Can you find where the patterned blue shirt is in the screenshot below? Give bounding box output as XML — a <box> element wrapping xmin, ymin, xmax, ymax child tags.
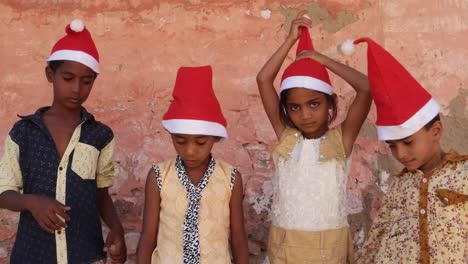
<box><xmin>0</xmin><ymin>107</ymin><xmax>117</xmax><ymax>264</ymax></box>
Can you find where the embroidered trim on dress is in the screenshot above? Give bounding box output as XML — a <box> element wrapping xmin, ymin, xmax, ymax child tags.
<box><xmin>273</xmin><ymin>126</ymin><xmax>346</xmax><ymax>168</ymax></box>
<box><xmin>152</xmin><ymin>164</ymin><xmax>162</xmax><ymax>191</ymax></box>
<box><xmin>230</xmin><ymin>168</ymin><xmax>237</xmax><ymax>190</ymax></box>
<box><xmin>176</xmin><ymin>155</ymin><xmax>215</xmax><ymax>264</ymax></box>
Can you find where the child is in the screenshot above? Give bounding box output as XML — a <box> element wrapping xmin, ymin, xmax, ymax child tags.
<box><xmin>0</xmin><ymin>19</ymin><xmax>126</xmax><ymax>263</ymax></box>
<box><xmin>341</xmin><ymin>38</ymin><xmax>467</xmax><ymax>263</ymax></box>
<box><xmin>257</xmin><ymin>11</ymin><xmax>372</xmax><ymax>263</ymax></box>
<box><xmin>136</xmin><ymin>66</ymin><xmax>249</xmax><ymax>264</ymax></box>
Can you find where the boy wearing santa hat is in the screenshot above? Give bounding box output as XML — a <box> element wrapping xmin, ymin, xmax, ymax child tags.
<box><xmin>340</xmin><ymin>38</ymin><xmax>467</xmax><ymax>263</ymax></box>
<box><xmin>136</xmin><ymin>65</ymin><xmax>249</xmax><ymax>264</ymax></box>
<box><xmin>0</xmin><ymin>19</ymin><xmax>126</xmax><ymax>263</ymax></box>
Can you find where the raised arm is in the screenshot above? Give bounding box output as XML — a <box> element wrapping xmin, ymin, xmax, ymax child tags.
<box><xmin>256</xmin><ymin>11</ymin><xmax>312</xmax><ymax>139</ymax></box>
<box><xmin>136</xmin><ymin>168</ymin><xmax>161</xmax><ymax>264</ymax></box>
<box><xmin>296</xmin><ymin>50</ymin><xmax>372</xmax><ymax>157</ymax></box>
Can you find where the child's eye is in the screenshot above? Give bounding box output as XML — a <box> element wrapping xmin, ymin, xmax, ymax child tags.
<box><xmin>289</xmin><ymin>105</ymin><xmax>299</xmax><ymax>111</ymax></box>
<box><xmin>196</xmin><ymin>141</ymin><xmax>207</xmax><ymax>146</ymax></box>
<box><xmin>175</xmin><ymin>141</ymin><xmax>186</xmax><ymax>145</ymax></box>
<box><xmin>82</xmin><ymin>78</ymin><xmax>94</xmax><ymax>85</ymax></box>
<box><xmin>309</xmin><ymin>102</ymin><xmax>319</xmax><ymax>108</ymax></box>
<box><xmin>403</xmin><ymin>140</ymin><xmax>413</xmax><ymax>145</ymax></box>
<box><xmin>63</xmin><ymin>77</ymin><xmax>73</xmax><ymax>82</ymax></box>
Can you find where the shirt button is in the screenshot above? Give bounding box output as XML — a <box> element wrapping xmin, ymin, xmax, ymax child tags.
<box><xmin>57</xmin><ymin>230</ymin><xmax>61</xmax><ymax>234</ymax></box>
<box><xmin>59</xmin><ymin>167</ymin><xmax>63</xmax><ymax>171</ymax></box>
<box><xmin>420</xmin><ymin>209</ymin><xmax>426</xmax><ymax>215</ymax></box>
<box><xmin>422</xmin><ymin>178</ymin><xmax>427</xmax><ymax>183</ymax></box>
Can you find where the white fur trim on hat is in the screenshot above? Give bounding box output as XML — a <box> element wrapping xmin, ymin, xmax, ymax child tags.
<box><xmin>280</xmin><ymin>76</ymin><xmax>333</xmax><ymax>95</ymax></box>
<box><xmin>162</xmin><ymin>119</ymin><xmax>228</xmax><ymax>139</ymax></box>
<box><xmin>377</xmin><ymin>98</ymin><xmax>441</xmax><ymax>141</ymax></box>
<box><xmin>48</xmin><ymin>49</ymin><xmax>100</xmax><ymax>74</ymax></box>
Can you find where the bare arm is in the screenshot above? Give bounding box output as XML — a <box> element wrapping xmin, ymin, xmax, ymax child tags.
<box><xmin>229</xmin><ymin>171</ymin><xmax>249</xmax><ymax>264</ymax></box>
<box><xmin>256</xmin><ymin>11</ymin><xmax>312</xmax><ymax>139</ymax></box>
<box><xmin>296</xmin><ymin>51</ymin><xmax>372</xmax><ymax>157</ymax></box>
<box><xmin>136</xmin><ymin>169</ymin><xmax>161</xmax><ymax>264</ymax></box>
<box><xmin>0</xmin><ymin>191</ymin><xmax>70</xmax><ymax>233</ymax></box>
<box><xmin>0</xmin><ymin>191</ymin><xmax>34</xmax><ymax>212</ymax></box>
<box><xmin>97</xmin><ymin>188</ymin><xmax>127</xmax><ymax>263</ymax></box>
<box><xmin>97</xmin><ymin>188</ymin><xmax>124</xmax><ymax>235</ymax></box>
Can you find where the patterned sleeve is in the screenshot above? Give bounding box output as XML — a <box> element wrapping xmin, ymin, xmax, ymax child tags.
<box><xmin>230</xmin><ymin>167</ymin><xmax>238</xmax><ymax>191</ymax></box>
<box><xmin>152</xmin><ymin>164</ymin><xmax>162</xmax><ymax>191</ymax></box>
<box><xmin>0</xmin><ymin>134</ymin><xmax>23</xmax><ymax>194</ymax></box>
<box><xmin>355</xmin><ymin>188</ymin><xmax>393</xmax><ymax>263</ymax></box>
<box><xmin>96</xmin><ymin>138</ymin><xmax>118</xmax><ymax>188</ymax></box>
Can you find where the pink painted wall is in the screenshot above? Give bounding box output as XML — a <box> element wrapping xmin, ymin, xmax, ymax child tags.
<box><xmin>0</xmin><ymin>1</ymin><xmax>467</xmax><ymax>262</ymax></box>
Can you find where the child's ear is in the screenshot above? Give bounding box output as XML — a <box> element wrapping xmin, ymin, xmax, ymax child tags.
<box><xmin>431</xmin><ymin>120</ymin><xmax>443</xmax><ymax>140</ymax></box>
<box><xmin>45</xmin><ymin>66</ymin><xmax>54</xmax><ymax>83</ymax></box>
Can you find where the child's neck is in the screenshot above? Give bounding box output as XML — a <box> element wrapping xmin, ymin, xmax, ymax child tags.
<box><xmin>48</xmin><ymin>104</ymin><xmax>82</xmax><ymax>121</ymax></box>
<box><xmin>420</xmin><ymin>148</ymin><xmax>445</xmax><ymax>174</ymax></box>
<box><xmin>302</xmin><ymin>125</ymin><xmax>328</xmax><ymax>139</ymax></box>
<box><xmin>183</xmin><ymin>156</ymin><xmax>211</xmax><ymax>186</ymax></box>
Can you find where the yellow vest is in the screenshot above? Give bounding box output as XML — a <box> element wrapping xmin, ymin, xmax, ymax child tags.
<box><xmin>152</xmin><ymin>158</ymin><xmax>234</xmax><ymax>264</ymax></box>
<box><xmin>273</xmin><ymin>126</ymin><xmax>346</xmax><ymax>167</ymax></box>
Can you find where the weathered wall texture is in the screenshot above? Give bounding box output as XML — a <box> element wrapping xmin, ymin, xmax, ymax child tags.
<box><xmin>0</xmin><ymin>0</ymin><xmax>467</xmax><ymax>262</ymax></box>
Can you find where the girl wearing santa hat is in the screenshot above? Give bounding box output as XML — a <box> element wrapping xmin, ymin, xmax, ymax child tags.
<box><xmin>256</xmin><ymin>11</ymin><xmax>372</xmax><ymax>263</ymax></box>
<box><xmin>136</xmin><ymin>66</ymin><xmax>249</xmax><ymax>264</ymax></box>
<box><xmin>0</xmin><ymin>19</ymin><xmax>126</xmax><ymax>263</ymax></box>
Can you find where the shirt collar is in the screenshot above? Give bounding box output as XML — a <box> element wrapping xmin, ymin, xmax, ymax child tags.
<box><xmin>397</xmin><ymin>149</ymin><xmax>467</xmax><ymax>177</ymax></box>
<box><xmin>20</xmin><ymin>106</ymin><xmax>94</xmax><ymax>125</ymax></box>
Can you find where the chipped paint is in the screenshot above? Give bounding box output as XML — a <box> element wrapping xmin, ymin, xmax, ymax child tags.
<box><xmin>260</xmin><ymin>9</ymin><xmax>272</xmax><ymax>19</ymax></box>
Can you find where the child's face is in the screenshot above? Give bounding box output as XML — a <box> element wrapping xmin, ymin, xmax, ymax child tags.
<box><xmin>385</xmin><ymin>121</ymin><xmax>442</xmax><ymax>173</ymax></box>
<box><xmin>171</xmin><ymin>134</ymin><xmax>220</xmax><ymax>169</ymax></box>
<box><xmin>285</xmin><ymin>88</ymin><xmax>331</xmax><ymax>138</ymax></box>
<box><xmin>46</xmin><ymin>61</ymin><xmax>96</xmax><ymax>110</ymax></box>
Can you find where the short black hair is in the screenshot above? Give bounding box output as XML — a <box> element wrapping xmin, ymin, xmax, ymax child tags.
<box><xmin>47</xmin><ymin>60</ymin><xmax>98</xmax><ymax>77</ymax></box>
<box><xmin>424</xmin><ymin>114</ymin><xmax>441</xmax><ymax>130</ymax></box>
<box><xmin>278</xmin><ymin>89</ymin><xmax>338</xmax><ymax>128</ymax></box>
<box><xmin>47</xmin><ymin>60</ymin><xmax>65</xmax><ymax>73</ymax></box>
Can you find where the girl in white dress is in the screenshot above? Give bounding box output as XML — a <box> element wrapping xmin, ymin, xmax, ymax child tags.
<box><xmin>256</xmin><ymin>11</ymin><xmax>372</xmax><ymax>263</ymax></box>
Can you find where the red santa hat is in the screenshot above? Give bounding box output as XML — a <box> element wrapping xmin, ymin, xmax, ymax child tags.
<box><xmin>48</xmin><ymin>19</ymin><xmax>100</xmax><ymax>74</ymax></box>
<box><xmin>162</xmin><ymin>66</ymin><xmax>228</xmax><ymax>138</ymax></box>
<box><xmin>339</xmin><ymin>38</ymin><xmax>441</xmax><ymax>140</ymax></box>
<box><xmin>280</xmin><ymin>27</ymin><xmax>333</xmax><ymax>95</ymax></box>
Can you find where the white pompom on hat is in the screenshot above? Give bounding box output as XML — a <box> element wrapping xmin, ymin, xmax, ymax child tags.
<box><xmin>47</xmin><ymin>19</ymin><xmax>100</xmax><ymax>74</ymax></box>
